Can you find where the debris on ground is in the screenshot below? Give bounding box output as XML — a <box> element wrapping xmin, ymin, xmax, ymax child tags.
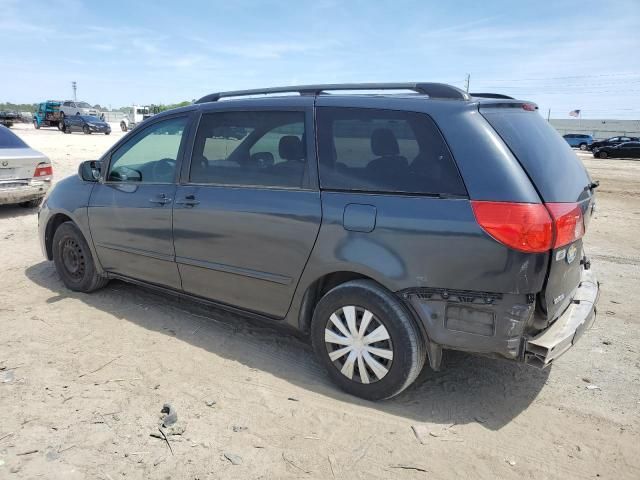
<box><xmin>411</xmin><ymin>423</ymin><xmax>457</xmax><ymax>444</ymax></box>
<box><xmin>586</xmin><ymin>384</ymin><xmax>601</xmax><ymax>390</ymax></box>
<box><xmin>224</xmin><ymin>452</ymin><xmax>243</xmax><ymax>465</ymax></box>
<box><xmin>160</xmin><ymin>403</ymin><xmax>177</xmax><ymax>427</ymax></box>
<box><xmin>205</xmin><ymin>400</ymin><xmax>216</xmax><ymax>407</ymax></box>
<box><xmin>389</xmin><ymin>464</ymin><xmax>428</xmax><ymax>473</ymax></box>
<box><xmin>232</xmin><ymin>425</ymin><xmax>247</xmax><ymax>433</ymax></box>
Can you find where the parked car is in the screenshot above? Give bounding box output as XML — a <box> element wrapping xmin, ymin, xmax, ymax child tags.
<box><xmin>120</xmin><ymin>105</ymin><xmax>160</xmax><ymax>132</ymax></box>
<box><xmin>33</xmin><ymin>101</ymin><xmax>63</xmax><ymax>130</ymax></box>
<box><xmin>38</xmin><ymin>83</ymin><xmax>599</xmax><ymax>400</ymax></box>
<box><xmin>59</xmin><ymin>100</ymin><xmax>99</xmax><ymax>120</ymax></box>
<box><xmin>0</xmin><ymin>111</ymin><xmax>20</xmax><ymax>128</ymax></box>
<box><xmin>593</xmin><ymin>141</ymin><xmax>640</xmax><ymax>159</ymax></box>
<box><xmin>0</xmin><ymin>125</ymin><xmax>52</xmax><ymax>207</ymax></box>
<box><xmin>588</xmin><ymin>136</ymin><xmax>639</xmax><ymax>151</ymax></box>
<box><xmin>62</xmin><ymin>115</ymin><xmax>111</xmax><ymax>135</ymax></box>
<box><xmin>562</xmin><ymin>133</ymin><xmax>593</xmax><ymax>150</ymax></box>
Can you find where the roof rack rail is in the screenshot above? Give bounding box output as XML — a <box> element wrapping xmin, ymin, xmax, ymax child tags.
<box><xmin>470</xmin><ymin>93</ymin><xmax>515</xmax><ymax>99</ymax></box>
<box><xmin>195</xmin><ymin>82</ymin><xmax>470</xmax><ymax>103</ymax></box>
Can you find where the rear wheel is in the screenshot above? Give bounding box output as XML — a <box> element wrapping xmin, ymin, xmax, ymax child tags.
<box><xmin>52</xmin><ymin>222</ymin><xmax>108</xmax><ymax>292</ymax></box>
<box><xmin>83</xmin><ymin>125</ymin><xmax>91</xmax><ymax>134</ymax></box>
<box><xmin>598</xmin><ymin>151</ymin><xmax>608</xmax><ymax>159</ymax></box>
<box><xmin>311</xmin><ymin>280</ymin><xmax>426</xmax><ymax>400</ymax></box>
<box><xmin>579</xmin><ymin>143</ymin><xmax>587</xmax><ymax>150</ymax></box>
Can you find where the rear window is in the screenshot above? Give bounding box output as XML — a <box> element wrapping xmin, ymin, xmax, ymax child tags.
<box><xmin>316</xmin><ymin>107</ymin><xmax>466</xmax><ymax>196</ymax></box>
<box><xmin>482</xmin><ymin>109</ymin><xmax>591</xmax><ymax>202</ymax></box>
<box><xmin>0</xmin><ymin>126</ymin><xmax>28</xmax><ymax>148</ymax></box>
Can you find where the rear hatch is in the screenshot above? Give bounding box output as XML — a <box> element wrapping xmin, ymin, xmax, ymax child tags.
<box><xmin>0</xmin><ymin>148</ymin><xmax>47</xmax><ymax>181</ymax></box>
<box><xmin>481</xmin><ymin>104</ymin><xmax>596</xmax><ymax>323</ymax></box>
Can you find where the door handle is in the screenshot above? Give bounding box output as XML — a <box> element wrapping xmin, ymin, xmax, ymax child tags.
<box><xmin>149</xmin><ymin>193</ymin><xmax>172</xmax><ymax>205</ymax></box>
<box><xmin>175</xmin><ymin>194</ymin><xmax>200</xmax><ymax>207</ymax></box>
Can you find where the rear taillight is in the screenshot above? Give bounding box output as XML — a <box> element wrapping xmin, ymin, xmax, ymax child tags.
<box><xmin>546</xmin><ymin>203</ymin><xmax>584</xmax><ymax>248</ymax></box>
<box><xmin>34</xmin><ymin>163</ymin><xmax>53</xmax><ymax>178</ymax></box>
<box><xmin>471</xmin><ymin>201</ymin><xmax>553</xmax><ymax>253</ymax></box>
<box><xmin>472</xmin><ymin>201</ymin><xmax>586</xmax><ymax>253</ymax></box>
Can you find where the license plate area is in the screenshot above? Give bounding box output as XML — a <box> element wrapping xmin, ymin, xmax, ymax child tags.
<box><xmin>0</xmin><ymin>168</ymin><xmax>16</xmax><ymax>180</ymax></box>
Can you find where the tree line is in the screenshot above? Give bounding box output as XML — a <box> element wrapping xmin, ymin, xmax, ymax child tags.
<box><xmin>0</xmin><ymin>101</ymin><xmax>194</xmax><ymax>113</ymax></box>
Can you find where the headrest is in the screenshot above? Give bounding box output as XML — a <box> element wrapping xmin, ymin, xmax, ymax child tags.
<box><xmin>279</xmin><ymin>135</ymin><xmax>304</xmax><ymax>161</ymax></box>
<box><xmin>371</xmin><ymin>128</ymin><xmax>400</xmax><ymax>156</ymax></box>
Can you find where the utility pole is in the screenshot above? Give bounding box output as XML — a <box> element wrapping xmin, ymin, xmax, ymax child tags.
<box><xmin>464</xmin><ymin>73</ymin><xmax>470</xmax><ymax>93</ymax></box>
<box><xmin>71</xmin><ymin>81</ymin><xmax>77</xmax><ymax>102</ymax></box>
<box><xmin>547</xmin><ymin>108</ymin><xmax>551</xmax><ymax>122</ymax></box>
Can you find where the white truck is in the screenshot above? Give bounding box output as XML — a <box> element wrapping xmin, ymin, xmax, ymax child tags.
<box><xmin>120</xmin><ymin>105</ymin><xmax>158</xmax><ymax>132</ymax></box>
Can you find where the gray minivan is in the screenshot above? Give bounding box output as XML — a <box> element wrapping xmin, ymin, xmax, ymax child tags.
<box><xmin>38</xmin><ymin>83</ymin><xmax>599</xmax><ymax>400</ymax></box>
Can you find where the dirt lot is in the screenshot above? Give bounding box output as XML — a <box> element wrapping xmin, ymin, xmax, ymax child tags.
<box><xmin>1</xmin><ymin>123</ymin><xmax>639</xmax><ymax>479</ymax></box>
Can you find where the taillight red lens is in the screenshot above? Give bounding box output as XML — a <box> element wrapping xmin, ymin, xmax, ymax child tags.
<box><xmin>471</xmin><ymin>201</ymin><xmax>553</xmax><ymax>253</ymax></box>
<box><xmin>546</xmin><ymin>202</ymin><xmax>584</xmax><ymax>248</ymax></box>
<box><xmin>34</xmin><ymin>163</ymin><xmax>53</xmax><ymax>177</ymax></box>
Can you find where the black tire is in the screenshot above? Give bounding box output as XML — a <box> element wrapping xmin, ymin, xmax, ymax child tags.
<box><xmin>52</xmin><ymin>222</ymin><xmax>108</xmax><ymax>292</ymax></box>
<box><xmin>598</xmin><ymin>151</ymin><xmax>608</xmax><ymax>159</ymax></box>
<box><xmin>579</xmin><ymin>143</ymin><xmax>587</xmax><ymax>150</ymax></box>
<box><xmin>105</xmin><ymin>131</ymin><xmax>110</xmax><ymax>135</ymax></box>
<box><xmin>33</xmin><ymin>120</ymin><xmax>40</xmax><ymax>129</ymax></box>
<box><xmin>83</xmin><ymin>125</ymin><xmax>91</xmax><ymax>135</ymax></box>
<box><xmin>120</xmin><ymin>122</ymin><xmax>127</xmax><ymax>132</ymax></box>
<box><xmin>311</xmin><ymin>280</ymin><xmax>426</xmax><ymax>400</ymax></box>
<box><xmin>19</xmin><ymin>197</ymin><xmax>43</xmax><ymax>208</ymax></box>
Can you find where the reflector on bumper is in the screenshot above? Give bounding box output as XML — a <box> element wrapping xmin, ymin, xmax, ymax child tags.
<box><xmin>525</xmin><ymin>268</ymin><xmax>598</xmax><ymax>368</ymax></box>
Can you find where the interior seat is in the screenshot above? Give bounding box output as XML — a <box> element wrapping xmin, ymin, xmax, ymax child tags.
<box><xmin>367</xmin><ymin>128</ymin><xmax>409</xmax><ymax>174</ymax></box>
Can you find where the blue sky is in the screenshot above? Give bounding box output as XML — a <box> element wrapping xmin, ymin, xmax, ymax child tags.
<box><xmin>1</xmin><ymin>0</ymin><xmax>639</xmax><ymax>118</ymax></box>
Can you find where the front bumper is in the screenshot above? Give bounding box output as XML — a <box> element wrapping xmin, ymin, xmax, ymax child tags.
<box><xmin>0</xmin><ymin>179</ymin><xmax>50</xmax><ymax>204</ymax></box>
<box><xmin>524</xmin><ymin>268</ymin><xmax>599</xmax><ymax>367</ymax></box>
<box><xmin>88</xmin><ymin>125</ymin><xmax>110</xmax><ymax>133</ymax></box>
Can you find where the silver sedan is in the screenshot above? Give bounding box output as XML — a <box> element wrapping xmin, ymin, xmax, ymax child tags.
<box><xmin>0</xmin><ymin>126</ymin><xmax>52</xmax><ymax>207</ymax></box>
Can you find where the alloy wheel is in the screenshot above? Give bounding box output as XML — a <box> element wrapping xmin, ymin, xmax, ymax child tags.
<box><xmin>324</xmin><ymin>306</ymin><xmax>393</xmax><ymax>384</ymax></box>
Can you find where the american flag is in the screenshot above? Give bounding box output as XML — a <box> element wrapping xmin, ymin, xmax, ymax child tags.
<box><xmin>569</xmin><ymin>109</ymin><xmax>581</xmax><ymax>117</ymax></box>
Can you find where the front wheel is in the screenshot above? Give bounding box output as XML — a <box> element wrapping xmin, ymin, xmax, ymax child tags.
<box><xmin>52</xmin><ymin>222</ymin><xmax>108</xmax><ymax>292</ymax></box>
<box><xmin>33</xmin><ymin>120</ymin><xmax>40</xmax><ymax>129</ymax></box>
<box><xmin>120</xmin><ymin>121</ymin><xmax>127</xmax><ymax>132</ymax></box>
<box><xmin>83</xmin><ymin>125</ymin><xmax>91</xmax><ymax>134</ymax></box>
<box><xmin>311</xmin><ymin>280</ymin><xmax>426</xmax><ymax>400</ymax></box>
<box><xmin>598</xmin><ymin>151</ymin><xmax>608</xmax><ymax>159</ymax></box>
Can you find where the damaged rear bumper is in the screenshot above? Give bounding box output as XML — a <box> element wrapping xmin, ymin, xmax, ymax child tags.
<box><xmin>524</xmin><ymin>268</ymin><xmax>599</xmax><ymax>368</ymax></box>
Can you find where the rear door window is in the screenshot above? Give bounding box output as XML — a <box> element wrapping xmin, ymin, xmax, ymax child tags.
<box><xmin>316</xmin><ymin>107</ymin><xmax>466</xmax><ymax>196</ymax></box>
<box><xmin>189</xmin><ymin>111</ymin><xmax>308</xmax><ymax>188</ymax></box>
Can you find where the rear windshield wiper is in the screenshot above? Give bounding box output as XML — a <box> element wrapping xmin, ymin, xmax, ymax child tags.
<box><xmin>585</xmin><ymin>181</ymin><xmax>599</xmax><ymax>191</ymax></box>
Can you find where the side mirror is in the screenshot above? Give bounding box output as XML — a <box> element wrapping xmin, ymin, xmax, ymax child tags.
<box><xmin>78</xmin><ymin>160</ymin><xmax>102</xmax><ymax>182</ymax></box>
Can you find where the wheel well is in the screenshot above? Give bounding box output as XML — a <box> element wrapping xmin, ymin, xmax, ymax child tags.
<box><xmin>45</xmin><ymin>213</ymin><xmax>73</xmax><ymax>260</ymax></box>
<box><xmin>298</xmin><ymin>271</ymin><xmax>373</xmax><ymax>333</ymax></box>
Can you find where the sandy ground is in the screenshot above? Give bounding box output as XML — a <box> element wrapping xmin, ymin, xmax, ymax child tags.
<box><xmin>0</xmin><ymin>123</ymin><xmax>639</xmax><ymax>479</ymax></box>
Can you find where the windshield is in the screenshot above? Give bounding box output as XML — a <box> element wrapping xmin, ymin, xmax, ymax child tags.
<box><xmin>77</xmin><ymin>102</ymin><xmax>92</xmax><ymax>109</ymax></box>
<box><xmin>81</xmin><ymin>115</ymin><xmax>101</xmax><ymax>122</ymax></box>
<box><xmin>0</xmin><ymin>126</ymin><xmax>28</xmax><ymax>148</ymax></box>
